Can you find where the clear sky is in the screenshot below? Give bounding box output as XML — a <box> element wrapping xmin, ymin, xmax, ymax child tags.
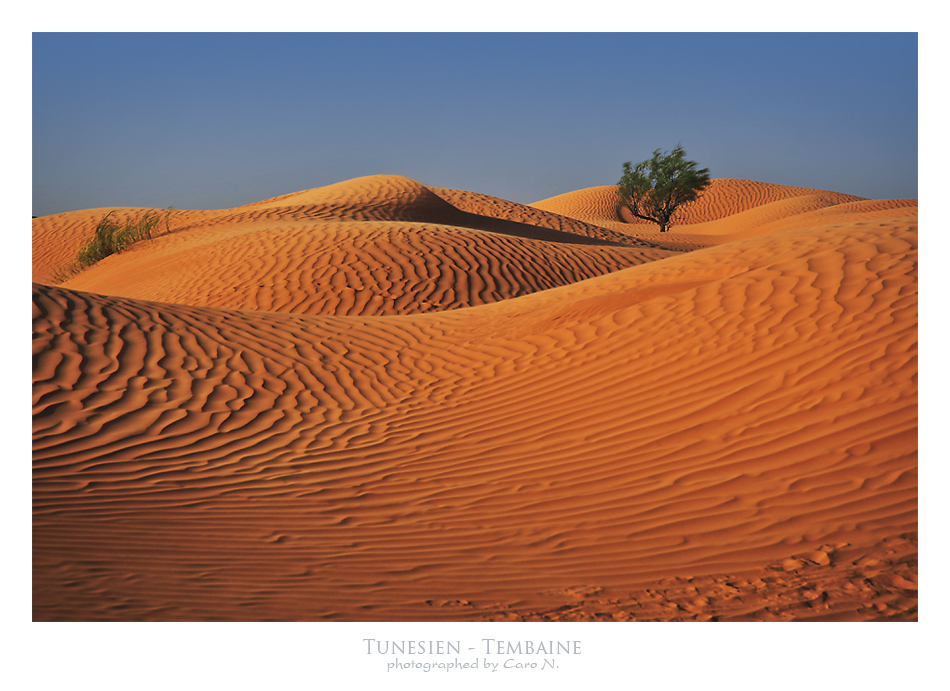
<box><xmin>32</xmin><ymin>32</ymin><xmax>918</xmax><ymax>216</ymax></box>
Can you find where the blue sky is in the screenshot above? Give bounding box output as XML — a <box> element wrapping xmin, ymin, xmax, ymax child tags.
<box><xmin>32</xmin><ymin>32</ymin><xmax>917</xmax><ymax>216</ymax></box>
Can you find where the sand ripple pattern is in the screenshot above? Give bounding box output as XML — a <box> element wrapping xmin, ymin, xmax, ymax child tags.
<box><xmin>38</xmin><ymin>175</ymin><xmax>673</xmax><ymax>315</ymax></box>
<box><xmin>59</xmin><ymin>221</ymin><xmax>672</xmax><ymax>317</ymax></box>
<box><xmin>33</xmin><ymin>207</ymin><xmax>916</xmax><ymax>620</ymax></box>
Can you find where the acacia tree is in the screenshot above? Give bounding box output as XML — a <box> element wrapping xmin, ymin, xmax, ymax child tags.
<box><xmin>617</xmin><ymin>145</ymin><xmax>711</xmax><ymax>233</ymax></box>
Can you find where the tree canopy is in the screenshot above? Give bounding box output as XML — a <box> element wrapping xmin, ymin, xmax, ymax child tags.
<box><xmin>617</xmin><ymin>145</ymin><xmax>711</xmax><ymax>233</ymax></box>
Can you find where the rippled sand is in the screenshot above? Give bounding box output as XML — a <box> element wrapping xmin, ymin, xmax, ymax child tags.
<box><xmin>33</xmin><ymin>175</ymin><xmax>917</xmax><ymax>620</ymax></box>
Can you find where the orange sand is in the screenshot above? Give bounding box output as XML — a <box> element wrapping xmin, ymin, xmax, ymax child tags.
<box><xmin>32</xmin><ymin>175</ymin><xmax>917</xmax><ymax>621</ymax></box>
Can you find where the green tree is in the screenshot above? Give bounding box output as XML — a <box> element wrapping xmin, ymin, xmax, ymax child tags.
<box><xmin>617</xmin><ymin>145</ymin><xmax>711</xmax><ymax>233</ymax></box>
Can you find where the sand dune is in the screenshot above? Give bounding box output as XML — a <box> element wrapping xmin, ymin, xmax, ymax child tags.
<box><xmin>57</xmin><ymin>221</ymin><xmax>675</xmax><ymax>317</ymax></box>
<box><xmin>36</xmin><ymin>175</ymin><xmax>671</xmax><ymax>314</ymax></box>
<box><xmin>32</xmin><ymin>176</ymin><xmax>917</xmax><ymax>621</ymax></box>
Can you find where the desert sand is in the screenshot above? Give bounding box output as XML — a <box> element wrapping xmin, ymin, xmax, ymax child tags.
<box><xmin>32</xmin><ymin>174</ymin><xmax>917</xmax><ymax>621</ymax></box>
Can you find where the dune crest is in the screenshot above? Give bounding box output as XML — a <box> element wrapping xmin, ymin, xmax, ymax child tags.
<box><xmin>32</xmin><ymin>175</ymin><xmax>917</xmax><ymax>621</ymax></box>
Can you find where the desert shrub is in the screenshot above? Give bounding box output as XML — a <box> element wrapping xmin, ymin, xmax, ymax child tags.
<box><xmin>52</xmin><ymin>208</ymin><xmax>172</xmax><ymax>282</ymax></box>
<box><xmin>75</xmin><ymin>211</ymin><xmax>160</xmax><ymax>268</ymax></box>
